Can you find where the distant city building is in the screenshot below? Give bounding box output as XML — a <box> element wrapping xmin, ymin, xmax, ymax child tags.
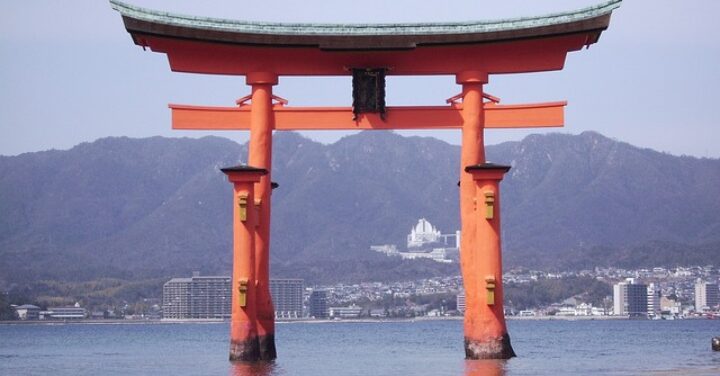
<box><xmin>613</xmin><ymin>278</ymin><xmax>648</xmax><ymax>318</ymax></box>
<box><xmin>613</xmin><ymin>282</ymin><xmax>625</xmax><ymax>315</ymax></box>
<box><xmin>14</xmin><ymin>304</ymin><xmax>40</xmax><ymax>320</ymax></box>
<box><xmin>370</xmin><ymin>244</ymin><xmax>400</xmax><ymax>256</ymax></box>
<box><xmin>574</xmin><ymin>303</ymin><xmax>593</xmax><ymax>316</ymax></box>
<box><xmin>456</xmin><ymin>292</ymin><xmax>466</xmax><ymax>314</ymax></box>
<box><xmin>626</xmin><ymin>283</ymin><xmax>649</xmax><ymax>318</ymax></box>
<box><xmin>163</xmin><ymin>273</ymin><xmax>305</xmax><ymax>319</ymax></box>
<box><xmin>42</xmin><ymin>302</ymin><xmax>87</xmax><ymax>320</ymax></box>
<box><xmin>660</xmin><ymin>297</ymin><xmax>681</xmax><ymax>315</ymax></box>
<box><xmin>371</xmin><ymin>218</ymin><xmax>459</xmax><ymax>263</ymax></box>
<box><xmin>407</xmin><ymin>218</ymin><xmax>442</xmax><ymax>248</ymax></box>
<box><xmin>329</xmin><ymin>305</ymin><xmax>362</xmax><ymax>319</ymax></box>
<box><xmin>163</xmin><ymin>273</ymin><xmax>231</xmax><ymax>319</ymax></box>
<box><xmin>309</xmin><ymin>290</ymin><xmax>328</xmax><ymax>319</ymax></box>
<box><xmin>555</xmin><ymin>305</ymin><xmax>577</xmax><ymax>316</ymax></box>
<box><xmin>270</xmin><ymin>279</ymin><xmax>303</xmax><ymax>318</ymax></box>
<box><xmin>647</xmin><ymin>283</ymin><xmax>661</xmax><ymax>318</ymax></box>
<box><xmin>369</xmin><ymin>309</ymin><xmax>387</xmax><ymax>318</ymax></box>
<box><xmin>407</xmin><ymin>218</ymin><xmax>459</xmax><ymax>250</ymax></box>
<box><xmin>163</xmin><ymin>277</ymin><xmax>192</xmax><ymax>319</ymax></box>
<box><xmin>695</xmin><ymin>279</ymin><xmax>719</xmax><ymax>312</ymax></box>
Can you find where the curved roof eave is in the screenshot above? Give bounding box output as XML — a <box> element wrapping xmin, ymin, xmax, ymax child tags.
<box><xmin>109</xmin><ymin>0</ymin><xmax>621</xmax><ymax>49</ymax></box>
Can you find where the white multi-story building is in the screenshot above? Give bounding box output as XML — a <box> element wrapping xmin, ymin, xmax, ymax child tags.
<box><xmin>270</xmin><ymin>279</ymin><xmax>303</xmax><ymax>318</ymax></box>
<box><xmin>13</xmin><ymin>304</ymin><xmax>40</xmax><ymax>320</ymax></box>
<box><xmin>372</xmin><ymin>218</ymin><xmax>459</xmax><ymax>263</ymax></box>
<box><xmin>163</xmin><ymin>273</ymin><xmax>231</xmax><ymax>319</ymax></box>
<box><xmin>396</xmin><ymin>248</ymin><xmax>453</xmax><ymax>263</ymax></box>
<box><xmin>328</xmin><ymin>305</ymin><xmax>362</xmax><ymax>318</ymax></box>
<box><xmin>695</xmin><ymin>279</ymin><xmax>719</xmax><ymax>312</ymax></box>
<box><xmin>613</xmin><ymin>282</ymin><xmax>626</xmax><ymax>315</ymax></box>
<box><xmin>162</xmin><ymin>273</ymin><xmax>304</xmax><ymax>319</ymax></box>
<box><xmin>647</xmin><ymin>283</ymin><xmax>661</xmax><ymax>318</ymax></box>
<box><xmin>407</xmin><ymin>218</ymin><xmax>441</xmax><ymax>248</ymax></box>
<box><xmin>41</xmin><ymin>302</ymin><xmax>87</xmax><ymax>320</ymax></box>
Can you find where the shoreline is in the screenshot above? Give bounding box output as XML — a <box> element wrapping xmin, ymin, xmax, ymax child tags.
<box><xmin>1</xmin><ymin>314</ymin><xmax>705</xmax><ymax>326</ymax></box>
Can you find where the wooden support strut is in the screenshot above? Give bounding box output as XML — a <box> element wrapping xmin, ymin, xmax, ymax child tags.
<box><xmin>170</xmin><ymin>102</ymin><xmax>565</xmax><ymax>131</ymax></box>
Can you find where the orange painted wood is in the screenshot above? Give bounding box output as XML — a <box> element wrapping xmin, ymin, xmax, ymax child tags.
<box><xmin>458</xmin><ymin>78</ymin><xmax>486</xmax><ymax>353</ymax></box>
<box><xmin>224</xmin><ymin>169</ymin><xmax>266</xmax><ymax>360</ymax></box>
<box><xmin>229</xmin><ymin>183</ymin><xmax>258</xmax><ymax>348</ymax></box>
<box><xmin>246</xmin><ymin>82</ymin><xmax>276</xmax><ymax>355</ymax></box>
<box><xmin>469</xmin><ymin>173</ymin><xmax>509</xmax><ymax>345</ymax></box>
<box><xmin>171</xmin><ymin>102</ymin><xmax>565</xmax><ymax>130</ymax></box>
<box><xmin>144</xmin><ymin>35</ymin><xmax>586</xmax><ymax>76</ymax></box>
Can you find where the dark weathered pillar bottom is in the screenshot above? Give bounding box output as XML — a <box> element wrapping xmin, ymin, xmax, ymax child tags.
<box><xmin>258</xmin><ymin>334</ymin><xmax>277</xmax><ymax>360</ymax></box>
<box><xmin>229</xmin><ymin>337</ymin><xmax>260</xmax><ymax>362</ymax></box>
<box><xmin>465</xmin><ymin>334</ymin><xmax>516</xmax><ymax>360</ymax></box>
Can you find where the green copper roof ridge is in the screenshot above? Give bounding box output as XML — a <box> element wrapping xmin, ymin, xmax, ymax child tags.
<box><xmin>109</xmin><ymin>0</ymin><xmax>621</xmax><ymax>36</ymax></box>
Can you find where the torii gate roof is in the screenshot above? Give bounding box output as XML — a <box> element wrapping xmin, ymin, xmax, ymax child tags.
<box><xmin>110</xmin><ymin>0</ymin><xmax>620</xmax><ymax>75</ymax></box>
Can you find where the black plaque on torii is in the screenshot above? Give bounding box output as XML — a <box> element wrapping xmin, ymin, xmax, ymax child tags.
<box><xmin>352</xmin><ymin>68</ymin><xmax>387</xmax><ymax>120</ymax></box>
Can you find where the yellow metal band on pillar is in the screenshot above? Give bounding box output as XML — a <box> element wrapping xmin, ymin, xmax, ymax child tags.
<box><xmin>238</xmin><ymin>194</ymin><xmax>248</xmax><ymax>222</ymax></box>
<box><xmin>254</xmin><ymin>199</ymin><xmax>262</xmax><ymax>228</ymax></box>
<box><xmin>485</xmin><ymin>275</ymin><xmax>496</xmax><ymax>305</ymax></box>
<box><xmin>484</xmin><ymin>191</ymin><xmax>495</xmax><ymax>219</ymax></box>
<box><xmin>238</xmin><ymin>279</ymin><xmax>249</xmax><ymax>307</ymax></box>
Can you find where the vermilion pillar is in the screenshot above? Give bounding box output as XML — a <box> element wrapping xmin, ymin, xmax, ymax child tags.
<box><xmin>246</xmin><ymin>72</ymin><xmax>278</xmax><ymax>360</ymax></box>
<box><xmin>221</xmin><ymin>165</ymin><xmax>267</xmax><ymax>361</ymax></box>
<box><xmin>457</xmin><ymin>71</ymin><xmax>515</xmax><ymax>359</ymax></box>
<box><xmin>457</xmin><ymin>72</ymin><xmax>487</xmax><ymax>285</ymax></box>
<box><xmin>464</xmin><ymin>163</ymin><xmax>515</xmax><ymax>359</ymax></box>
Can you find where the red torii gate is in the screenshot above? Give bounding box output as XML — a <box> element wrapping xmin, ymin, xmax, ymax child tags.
<box><xmin>111</xmin><ymin>0</ymin><xmax>621</xmax><ymax>361</ymax></box>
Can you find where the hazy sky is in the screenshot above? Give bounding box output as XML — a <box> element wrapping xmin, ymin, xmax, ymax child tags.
<box><xmin>1</xmin><ymin>0</ymin><xmax>719</xmax><ymax>157</ymax></box>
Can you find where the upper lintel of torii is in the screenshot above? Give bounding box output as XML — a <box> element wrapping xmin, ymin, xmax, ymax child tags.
<box><xmin>110</xmin><ymin>1</ymin><xmax>622</xmax><ymax>130</ymax></box>
<box><xmin>110</xmin><ymin>0</ymin><xmax>621</xmax><ymax>76</ymax></box>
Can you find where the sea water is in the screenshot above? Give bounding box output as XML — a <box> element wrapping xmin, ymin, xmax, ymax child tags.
<box><xmin>1</xmin><ymin>319</ymin><xmax>719</xmax><ymax>375</ymax></box>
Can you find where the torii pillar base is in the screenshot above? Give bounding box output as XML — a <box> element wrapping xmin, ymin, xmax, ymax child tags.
<box><xmin>221</xmin><ymin>165</ymin><xmax>268</xmax><ymax>362</ymax></box>
<box><xmin>463</xmin><ymin>163</ymin><xmax>516</xmax><ymax>360</ymax></box>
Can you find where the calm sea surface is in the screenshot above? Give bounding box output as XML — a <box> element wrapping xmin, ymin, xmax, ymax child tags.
<box><xmin>1</xmin><ymin>319</ymin><xmax>719</xmax><ymax>376</ymax></box>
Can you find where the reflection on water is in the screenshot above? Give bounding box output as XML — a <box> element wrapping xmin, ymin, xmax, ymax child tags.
<box><xmin>227</xmin><ymin>359</ymin><xmax>508</xmax><ymax>376</ymax></box>
<box><xmin>465</xmin><ymin>359</ymin><xmax>507</xmax><ymax>376</ymax></box>
<box><xmin>229</xmin><ymin>361</ymin><xmax>278</xmax><ymax>376</ymax></box>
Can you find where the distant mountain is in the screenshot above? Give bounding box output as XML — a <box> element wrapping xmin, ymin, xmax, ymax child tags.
<box><xmin>1</xmin><ymin>131</ymin><xmax>719</xmax><ymax>285</ymax></box>
<box><xmin>0</xmin><ymin>136</ymin><xmax>243</xmax><ymax>282</ymax></box>
<box><xmin>491</xmin><ymin>132</ymin><xmax>720</xmax><ymax>266</ymax></box>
